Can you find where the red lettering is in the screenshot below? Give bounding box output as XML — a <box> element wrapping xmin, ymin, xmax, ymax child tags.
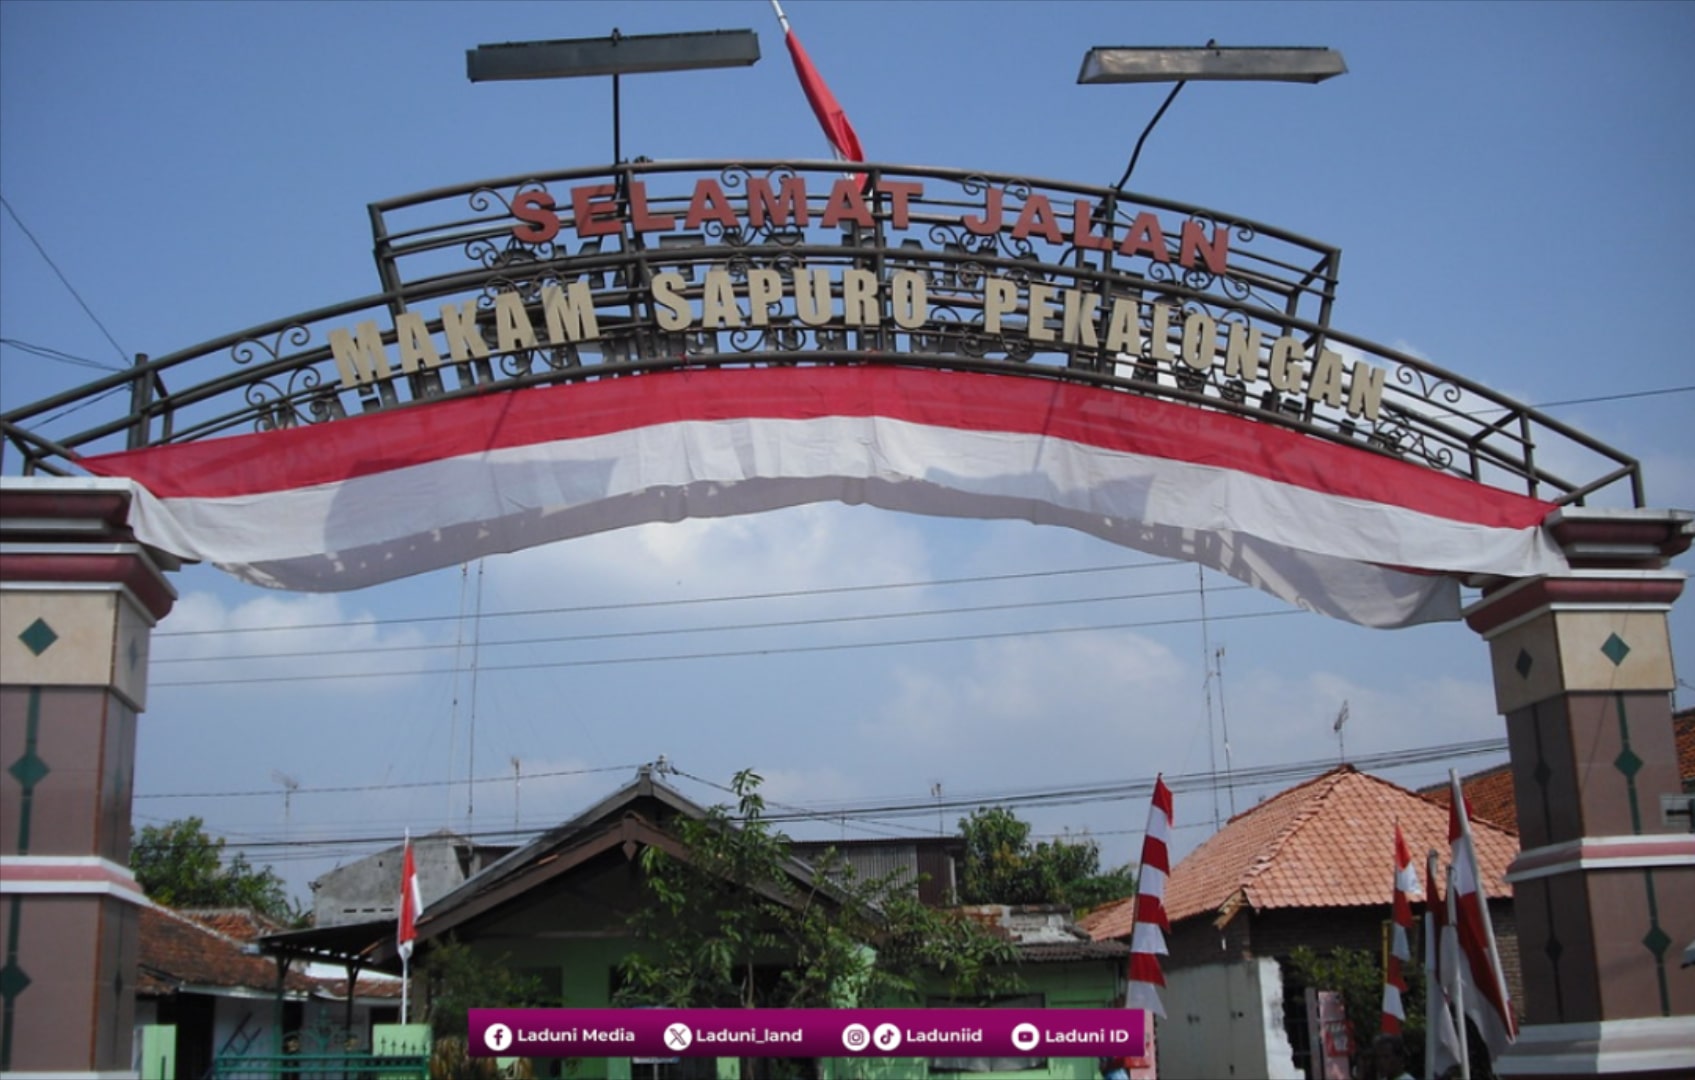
<box><xmin>628</xmin><ymin>180</ymin><xmax>676</xmax><ymax>233</ymax></box>
<box><xmin>746</xmin><ymin>176</ymin><xmax>810</xmax><ymax>229</ymax></box>
<box><xmin>1178</xmin><ymin>220</ymin><xmax>1229</xmax><ymax>274</ymax></box>
<box><xmin>1069</xmin><ymin>200</ymin><xmax>1112</xmax><ymax>251</ymax></box>
<box><xmin>571</xmin><ymin>183</ymin><xmax>621</xmax><ymax>237</ymax></box>
<box><xmin>511</xmin><ymin>190</ymin><xmax>560</xmax><ymax>244</ymax></box>
<box><xmin>684</xmin><ymin>179</ymin><xmax>738</xmax><ymax>231</ymax></box>
<box><xmin>1010</xmin><ymin>194</ymin><xmax>1063</xmax><ymax>244</ymax></box>
<box><xmin>821</xmin><ymin>178</ymin><xmax>873</xmax><ymax>229</ymax></box>
<box><xmin>1117</xmin><ymin>212</ymin><xmax>1168</xmax><ymax>262</ymax></box>
<box><xmin>876</xmin><ymin>180</ymin><xmax>923</xmax><ymax>229</ymax></box>
<box><xmin>962</xmin><ymin>186</ymin><xmax>1003</xmax><ymax>236</ymax></box>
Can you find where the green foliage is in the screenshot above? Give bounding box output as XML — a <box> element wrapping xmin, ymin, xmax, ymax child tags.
<box><xmin>1285</xmin><ymin>944</ymin><xmax>1477</xmax><ymax>1080</ymax></box>
<box><xmin>418</xmin><ymin>937</ymin><xmax>555</xmax><ymax>1045</ymax></box>
<box><xmin>957</xmin><ymin>806</ymin><xmax>1135</xmax><ymax>909</ymax></box>
<box><xmin>130</xmin><ymin>816</ymin><xmax>299</xmax><ymax>924</ymax></box>
<box><xmin>618</xmin><ymin>769</ymin><xmax>1019</xmax><ymax>1010</ymax></box>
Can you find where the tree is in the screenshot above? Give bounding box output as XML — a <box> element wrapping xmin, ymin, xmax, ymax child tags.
<box><xmin>130</xmin><ymin>816</ymin><xmax>298</xmax><ymax>923</ymax></box>
<box><xmin>617</xmin><ymin>770</ymin><xmax>1019</xmax><ymax>1014</ymax></box>
<box><xmin>957</xmin><ymin>805</ymin><xmax>1135</xmax><ymax>909</ymax></box>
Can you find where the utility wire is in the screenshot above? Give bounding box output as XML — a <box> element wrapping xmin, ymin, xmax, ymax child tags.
<box><xmin>152</xmin><ymin>584</ymin><xmax>1248</xmax><ymax>666</ymax></box>
<box><xmin>198</xmin><ymin>737</ymin><xmax>1508</xmax><ymax>855</ymax></box>
<box><xmin>152</xmin><ymin>560</ymin><xmax>1191</xmax><ymax>639</ymax></box>
<box><xmin>0</xmin><ymin>194</ymin><xmax>130</xmax><ymax>364</ymax></box>
<box><xmin>0</xmin><ymin>336</ymin><xmax>125</xmax><ymax>373</ymax></box>
<box><xmin>149</xmin><ymin>607</ymin><xmax>1298</xmax><ymax>687</ymax></box>
<box><xmin>135</xmin><ymin>762</ymin><xmax>641</xmax><ymax>800</ymax></box>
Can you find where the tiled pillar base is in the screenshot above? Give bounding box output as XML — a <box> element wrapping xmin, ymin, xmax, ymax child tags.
<box><xmin>1</xmin><ymin>480</ymin><xmax>176</xmax><ymax>1078</ymax></box>
<box><xmin>1467</xmin><ymin>509</ymin><xmax>1694</xmax><ymax>1078</ymax></box>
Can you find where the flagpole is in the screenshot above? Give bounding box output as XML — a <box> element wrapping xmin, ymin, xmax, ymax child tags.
<box><xmin>1445</xmin><ymin>863</ymin><xmax>1470</xmax><ymax>1080</ymax></box>
<box><xmin>1450</xmin><ymin>768</ymin><xmax>1514</xmax><ymax>1054</ymax></box>
<box><xmin>1424</xmin><ymin>851</ymin><xmax>1438</xmax><ymax>1080</ymax></box>
<box><xmin>769</xmin><ymin>0</ymin><xmax>791</xmax><ymax>35</ymax></box>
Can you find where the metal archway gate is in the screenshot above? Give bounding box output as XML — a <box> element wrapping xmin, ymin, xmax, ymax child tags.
<box><xmin>2</xmin><ymin>161</ymin><xmax>1690</xmax><ymax>1077</ymax></box>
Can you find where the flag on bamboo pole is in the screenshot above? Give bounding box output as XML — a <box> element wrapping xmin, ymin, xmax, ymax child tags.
<box><xmin>1381</xmin><ymin>822</ymin><xmax>1415</xmax><ymax>1035</ymax></box>
<box><xmin>1424</xmin><ymin>851</ymin><xmax>1465</xmax><ymax>1080</ymax></box>
<box><xmin>770</xmin><ymin>0</ymin><xmax>865</xmax><ymax>168</ymax></box>
<box><xmin>1448</xmin><ymin>771</ymin><xmax>1517</xmax><ymax>1062</ymax></box>
<box><xmin>1126</xmin><ymin>775</ymin><xmax>1174</xmax><ymax>1018</ymax></box>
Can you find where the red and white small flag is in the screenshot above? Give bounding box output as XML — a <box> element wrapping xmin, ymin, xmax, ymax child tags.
<box><xmin>1380</xmin><ymin>822</ymin><xmax>1416</xmax><ymax>1034</ymax></box>
<box><xmin>770</xmin><ymin>0</ymin><xmax>865</xmax><ymax>168</ymax></box>
<box><xmin>1425</xmin><ymin>851</ymin><xmax>1465</xmax><ymax>1080</ymax></box>
<box><xmin>397</xmin><ymin>832</ymin><xmax>422</xmax><ymax>963</ymax></box>
<box><xmin>1126</xmin><ymin>775</ymin><xmax>1174</xmax><ymax>1018</ymax></box>
<box><xmin>1448</xmin><ymin>772</ymin><xmax>1517</xmax><ymax>1061</ymax></box>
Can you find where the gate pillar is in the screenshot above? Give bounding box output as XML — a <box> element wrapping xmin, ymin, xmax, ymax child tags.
<box><xmin>1465</xmin><ymin>508</ymin><xmax>1694</xmax><ymax>1077</ymax></box>
<box><xmin>0</xmin><ymin>480</ymin><xmax>176</xmax><ymax>1078</ymax></box>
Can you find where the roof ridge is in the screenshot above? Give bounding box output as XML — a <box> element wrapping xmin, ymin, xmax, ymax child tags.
<box><xmin>149</xmin><ymin>904</ymin><xmax>254</xmax><ymax>950</ymax></box>
<box><xmin>1237</xmin><ymin>767</ymin><xmax>1353</xmax><ymax>898</ymax></box>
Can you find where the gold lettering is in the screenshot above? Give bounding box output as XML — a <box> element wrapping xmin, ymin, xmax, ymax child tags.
<box><xmin>541</xmin><ymin>281</ymin><xmax>599</xmax><ymax>343</ymax></box>
<box><xmin>439</xmin><ymin>300</ymin><xmax>490</xmax><ymax>363</ymax></box>
<box><xmin>1268</xmin><ymin>335</ymin><xmax>1305</xmax><ymax>392</ymax></box>
<box><xmin>1346</xmin><ymin>361</ymin><xmax>1387</xmax><ymax>421</ymax></box>
<box><xmin>329</xmin><ymin>321</ymin><xmax>392</xmax><ymax>388</ymax></box>
<box><xmin>394</xmin><ymin>312</ymin><xmax>441</xmax><ymax>374</ymax></box>
<box><xmin>652</xmin><ymin>272</ymin><xmax>691</xmax><ymax>331</ymax></box>
<box><xmin>983</xmin><ymin>277</ymin><xmax>1018</xmax><ymax>335</ymax></box>
<box><xmin>1062</xmin><ymin>288</ymin><xmax>1101</xmax><ymax>349</ymax></box>
<box><xmin>1224</xmin><ymin>323</ymin><xmax>1262</xmax><ymax>383</ymax></box>
<box><xmin>1180</xmin><ymin>312</ymin><xmax>1216</xmax><ymax>371</ymax></box>
<box><xmin>700</xmin><ymin>268</ymin><xmax>744</xmax><ymax>328</ymax></box>
<box><xmin>841</xmin><ymin>268</ymin><xmax>879</xmax><ymax>325</ymax></box>
<box><xmin>890</xmin><ymin>270</ymin><xmax>928</xmax><ymax>329</ymax></box>
<box><xmin>1103</xmin><ymin>296</ymin><xmax>1141</xmax><ymax>355</ymax></box>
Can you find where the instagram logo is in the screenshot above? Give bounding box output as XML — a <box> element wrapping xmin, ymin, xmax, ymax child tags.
<box><xmin>842</xmin><ymin>1023</ymin><xmax>871</xmax><ymax>1052</ymax></box>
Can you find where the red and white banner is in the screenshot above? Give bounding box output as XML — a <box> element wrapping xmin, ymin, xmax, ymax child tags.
<box><xmin>771</xmin><ymin>0</ymin><xmax>865</xmax><ymax>167</ymax></box>
<box><xmin>78</xmin><ymin>366</ymin><xmax>1566</xmax><ymax>627</ymax></box>
<box><xmin>1126</xmin><ymin>775</ymin><xmax>1173</xmax><ymax>1019</ymax></box>
<box><xmin>398</xmin><ymin>832</ymin><xmax>421</xmax><ymax>962</ymax></box>
<box><xmin>1380</xmin><ymin>822</ymin><xmax>1415</xmax><ymax>1035</ymax></box>
<box><xmin>1447</xmin><ymin>773</ymin><xmax>1517</xmax><ymax>1061</ymax></box>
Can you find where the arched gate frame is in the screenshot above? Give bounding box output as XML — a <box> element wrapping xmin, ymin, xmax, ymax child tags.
<box><xmin>1</xmin><ymin>161</ymin><xmax>1690</xmax><ymax>1077</ymax></box>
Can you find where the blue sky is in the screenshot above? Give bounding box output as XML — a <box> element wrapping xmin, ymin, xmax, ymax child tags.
<box><xmin>3</xmin><ymin>1</ymin><xmax>1692</xmax><ymax>905</ymax></box>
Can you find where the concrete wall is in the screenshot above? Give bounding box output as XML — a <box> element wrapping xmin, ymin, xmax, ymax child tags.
<box><xmin>1160</xmin><ymin>958</ymin><xmax>1301</xmax><ymax>1080</ymax></box>
<box><xmin>312</xmin><ymin>833</ymin><xmax>471</xmax><ymax>927</ymax></box>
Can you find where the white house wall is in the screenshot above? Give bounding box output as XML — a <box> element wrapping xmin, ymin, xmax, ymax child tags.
<box><xmin>1160</xmin><ymin>958</ymin><xmax>1300</xmax><ymax>1080</ymax></box>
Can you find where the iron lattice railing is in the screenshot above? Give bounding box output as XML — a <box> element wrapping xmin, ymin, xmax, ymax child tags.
<box><xmin>0</xmin><ymin>160</ymin><xmax>1642</xmax><ymax>508</ymax></box>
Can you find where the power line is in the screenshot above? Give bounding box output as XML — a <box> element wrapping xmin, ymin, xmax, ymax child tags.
<box><xmin>149</xmin><ymin>607</ymin><xmax>1299</xmax><ymax>687</ymax></box>
<box><xmin>152</xmin><ymin>583</ymin><xmax>1248</xmax><ymax>666</ymax></box>
<box><xmin>0</xmin><ymin>194</ymin><xmax>130</xmax><ymax>364</ymax></box>
<box><xmin>134</xmin><ymin>762</ymin><xmax>641</xmax><ymax>800</ymax></box>
<box><xmin>152</xmin><ymin>559</ymin><xmax>1193</xmax><ymax>639</ymax></box>
<box><xmin>0</xmin><ymin>336</ymin><xmax>125</xmax><ymax>372</ymax></box>
<box><xmin>194</xmin><ymin>736</ymin><xmax>1508</xmax><ymax>857</ymax></box>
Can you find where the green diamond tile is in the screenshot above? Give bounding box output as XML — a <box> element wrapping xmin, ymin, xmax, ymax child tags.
<box><xmin>1614</xmin><ymin>746</ymin><xmax>1643</xmax><ymax>779</ymax></box>
<box><xmin>0</xmin><ymin>958</ymin><xmax>30</xmax><ymax>1000</ymax></box>
<box><xmin>7</xmin><ymin>750</ymin><xmax>48</xmax><ymax>790</ymax></box>
<box><xmin>1514</xmin><ymin>648</ymin><xmax>1534</xmax><ymax>678</ymax></box>
<box><xmin>18</xmin><ymin>618</ymin><xmax>58</xmax><ymax>657</ymax></box>
<box><xmin>1601</xmin><ymin>633</ymin><xmax>1631</xmax><ymax>666</ymax></box>
<box><xmin>1642</xmin><ymin>924</ymin><xmax>1671</xmax><ymax>960</ymax></box>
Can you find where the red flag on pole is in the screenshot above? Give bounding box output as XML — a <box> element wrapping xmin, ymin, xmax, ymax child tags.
<box><xmin>1380</xmin><ymin>823</ymin><xmax>1415</xmax><ymax>1035</ymax></box>
<box><xmin>1126</xmin><ymin>775</ymin><xmax>1174</xmax><ymax>1018</ymax></box>
<box><xmin>1424</xmin><ymin>851</ymin><xmax>1465</xmax><ymax>1080</ymax></box>
<box><xmin>1447</xmin><ymin>772</ymin><xmax>1517</xmax><ymax>1062</ymax></box>
<box><xmin>770</xmin><ymin>0</ymin><xmax>865</xmax><ymax>166</ymax></box>
<box><xmin>397</xmin><ymin>833</ymin><xmax>421</xmax><ymax>962</ymax></box>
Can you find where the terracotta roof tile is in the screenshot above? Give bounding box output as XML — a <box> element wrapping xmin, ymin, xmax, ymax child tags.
<box><xmin>139</xmin><ymin>905</ymin><xmax>313</xmax><ymax>997</ymax></box>
<box><xmin>179</xmin><ymin>908</ymin><xmax>290</xmax><ymax>943</ymax></box>
<box><xmin>1153</xmin><ymin>766</ymin><xmax>1517</xmax><ymax>927</ymax></box>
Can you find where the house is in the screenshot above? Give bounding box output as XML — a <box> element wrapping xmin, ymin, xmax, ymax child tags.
<box><xmin>261</xmin><ymin>767</ymin><xmax>1127</xmax><ymax>1080</ymax></box>
<box><xmin>1082</xmin><ymin>766</ymin><xmax>1519</xmax><ymax>1080</ymax></box>
<box><xmin>136</xmin><ymin>905</ymin><xmax>400</xmax><ymax>1077</ymax></box>
<box><xmin>309</xmin><ymin>828</ymin><xmax>510</xmax><ymax>927</ymax></box>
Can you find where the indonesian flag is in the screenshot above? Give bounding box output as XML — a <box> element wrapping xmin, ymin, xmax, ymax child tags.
<box><xmin>397</xmin><ymin>833</ymin><xmax>422</xmax><ymax>963</ymax></box>
<box><xmin>1448</xmin><ymin>772</ymin><xmax>1517</xmax><ymax>1061</ymax></box>
<box><xmin>771</xmin><ymin>0</ymin><xmax>865</xmax><ymax>167</ymax></box>
<box><xmin>1380</xmin><ymin>822</ymin><xmax>1416</xmax><ymax>1035</ymax></box>
<box><xmin>1424</xmin><ymin>852</ymin><xmax>1465</xmax><ymax>1080</ymax></box>
<box><xmin>1126</xmin><ymin>775</ymin><xmax>1174</xmax><ymax>1019</ymax></box>
<box><xmin>72</xmin><ymin>367</ymin><xmax>1568</xmax><ymax>630</ymax></box>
